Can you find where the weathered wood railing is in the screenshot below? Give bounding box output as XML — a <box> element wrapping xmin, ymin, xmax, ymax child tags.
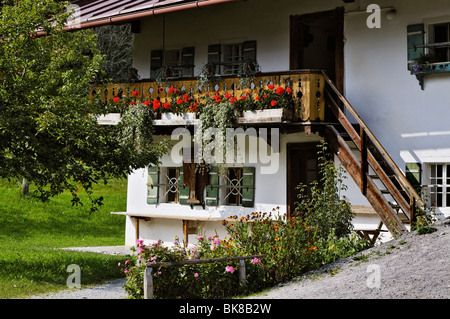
<box><xmin>322</xmin><ymin>71</ymin><xmax>424</xmax><ymax>236</ymax></box>
<box><xmin>143</xmin><ymin>254</ymin><xmax>264</xmax><ymax>299</ymax></box>
<box><xmin>91</xmin><ymin>70</ymin><xmax>325</xmax><ymax>122</ymax></box>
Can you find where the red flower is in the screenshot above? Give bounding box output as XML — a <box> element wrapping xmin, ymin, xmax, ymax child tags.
<box><xmin>275</xmin><ymin>87</ymin><xmax>285</xmax><ymax>95</ymax></box>
<box><xmin>183</xmin><ymin>94</ymin><xmax>191</xmax><ymax>103</ymax></box>
<box><xmin>215</xmin><ymin>98</ymin><xmax>221</xmax><ymax>103</ymax></box>
<box><xmin>240</xmin><ymin>95</ymin><xmax>246</xmax><ymax>100</ymax></box>
<box><xmin>158</xmin><ymin>87</ymin><xmax>164</xmax><ymax>92</ymax></box>
<box><xmin>132</xmin><ymin>90</ymin><xmax>139</xmax><ymax>96</ymax></box>
<box><xmin>163</xmin><ymin>102</ymin><xmax>171</xmax><ymax>109</ymax></box>
<box><xmin>224</xmin><ymin>93</ymin><xmax>232</xmax><ymax>99</ymax></box>
<box><xmin>268</xmin><ymin>84</ymin><xmax>275</xmax><ymax>90</ymax></box>
<box><xmin>286</xmin><ymin>87</ymin><xmax>293</xmax><ymax>94</ymax></box>
<box><xmin>190</xmin><ymin>102</ymin><xmax>198</xmax><ymax>112</ymax></box>
<box><xmin>152</xmin><ymin>99</ymin><xmax>161</xmax><ymax>110</ymax></box>
<box><xmin>169</xmin><ymin>87</ymin><xmax>175</xmax><ymax>94</ymax></box>
<box><xmin>255</xmin><ymin>96</ymin><xmax>260</xmax><ymax>101</ymax></box>
<box><xmin>213</xmin><ymin>94</ymin><xmax>220</xmax><ymax>100</ymax></box>
<box><xmin>113</xmin><ymin>96</ymin><xmax>120</xmax><ymax>103</ymax></box>
<box><xmin>177</xmin><ymin>99</ymin><xmax>183</xmax><ymax>105</ymax></box>
<box><xmin>144</xmin><ymin>100</ymin><xmax>150</xmax><ymax>106</ymax></box>
<box><xmin>229</xmin><ymin>97</ymin><xmax>237</xmax><ymax>104</ymax></box>
<box><xmin>271</xmin><ymin>100</ymin><xmax>278</xmax><ymax>107</ymax></box>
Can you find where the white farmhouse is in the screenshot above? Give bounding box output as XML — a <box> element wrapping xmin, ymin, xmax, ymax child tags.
<box><xmin>74</xmin><ymin>0</ymin><xmax>450</xmax><ymax>246</ymax></box>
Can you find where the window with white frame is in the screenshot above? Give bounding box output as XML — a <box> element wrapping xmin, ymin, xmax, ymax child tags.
<box><xmin>222</xmin><ymin>44</ymin><xmax>243</xmax><ymax>75</ymax></box>
<box><xmin>427</xmin><ymin>164</ymin><xmax>450</xmax><ymax>207</ymax></box>
<box><xmin>163</xmin><ymin>49</ymin><xmax>183</xmax><ymax>78</ymax></box>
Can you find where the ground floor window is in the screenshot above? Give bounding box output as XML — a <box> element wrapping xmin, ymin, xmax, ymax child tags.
<box><xmin>427</xmin><ymin>164</ymin><xmax>450</xmax><ymax>207</ymax></box>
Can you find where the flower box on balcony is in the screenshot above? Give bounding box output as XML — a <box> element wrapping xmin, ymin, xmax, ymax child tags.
<box><xmin>154</xmin><ymin>112</ymin><xmax>198</xmax><ymax>126</ymax></box>
<box><xmin>238</xmin><ymin>109</ymin><xmax>293</xmax><ymax>124</ymax></box>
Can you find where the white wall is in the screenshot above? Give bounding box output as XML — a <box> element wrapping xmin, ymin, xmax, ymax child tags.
<box><xmin>344</xmin><ymin>0</ymin><xmax>450</xmax><ymax>216</ymax></box>
<box><xmin>132</xmin><ymin>0</ymin><xmax>344</xmax><ymax>78</ymax></box>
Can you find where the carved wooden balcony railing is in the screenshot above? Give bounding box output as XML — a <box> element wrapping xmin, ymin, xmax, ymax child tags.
<box><xmin>91</xmin><ymin>70</ymin><xmax>325</xmax><ymax>124</ymax></box>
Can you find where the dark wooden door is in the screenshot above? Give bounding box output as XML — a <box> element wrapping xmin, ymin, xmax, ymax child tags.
<box><xmin>290</xmin><ymin>7</ymin><xmax>344</xmax><ymax>93</ymax></box>
<box><xmin>287</xmin><ymin>143</ymin><xmax>319</xmax><ymax>218</ymax></box>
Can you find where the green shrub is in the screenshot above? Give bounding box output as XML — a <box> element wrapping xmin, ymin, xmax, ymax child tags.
<box><xmin>121</xmin><ymin>142</ymin><xmax>371</xmax><ymax>298</ymax></box>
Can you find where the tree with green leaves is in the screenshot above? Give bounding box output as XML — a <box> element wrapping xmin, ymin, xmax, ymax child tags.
<box><xmin>0</xmin><ymin>0</ymin><xmax>167</xmax><ymax>212</ymax></box>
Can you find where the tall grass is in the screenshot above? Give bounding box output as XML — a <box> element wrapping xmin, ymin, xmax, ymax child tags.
<box><xmin>0</xmin><ymin>178</ymin><xmax>129</xmax><ymax>298</ymax></box>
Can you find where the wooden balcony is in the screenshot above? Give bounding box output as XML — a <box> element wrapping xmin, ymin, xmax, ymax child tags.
<box><xmin>92</xmin><ymin>70</ymin><xmax>325</xmax><ymax>126</ymax></box>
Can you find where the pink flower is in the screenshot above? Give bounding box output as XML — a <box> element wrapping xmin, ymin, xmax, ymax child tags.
<box><xmin>197</xmin><ymin>235</ymin><xmax>203</xmax><ymax>240</ymax></box>
<box><xmin>194</xmin><ymin>273</ymin><xmax>199</xmax><ymax>278</ymax></box>
<box><xmin>225</xmin><ymin>266</ymin><xmax>235</xmax><ymax>273</ymax></box>
<box><xmin>151</xmin><ymin>256</ymin><xmax>157</xmax><ymax>261</ymax></box>
<box><xmin>251</xmin><ymin>257</ymin><xmax>261</xmax><ymax>264</ymax></box>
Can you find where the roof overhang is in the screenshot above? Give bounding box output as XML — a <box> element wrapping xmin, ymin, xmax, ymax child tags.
<box><xmin>65</xmin><ymin>0</ymin><xmax>243</xmax><ymax>30</ymax></box>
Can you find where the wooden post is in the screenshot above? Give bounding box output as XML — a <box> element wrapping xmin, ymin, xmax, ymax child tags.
<box><xmin>360</xmin><ymin>127</ymin><xmax>368</xmax><ymax>196</ymax></box>
<box><xmin>144</xmin><ymin>267</ymin><xmax>153</xmax><ymax>299</ymax></box>
<box><xmin>238</xmin><ymin>259</ymin><xmax>246</xmax><ymax>287</ymax></box>
<box><xmin>135</xmin><ymin>218</ymin><xmax>140</xmax><ymax>242</ymax></box>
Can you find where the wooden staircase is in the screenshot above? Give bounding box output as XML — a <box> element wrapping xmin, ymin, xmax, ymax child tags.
<box><xmin>321</xmin><ymin>72</ymin><xmax>424</xmax><ymax>237</ymax></box>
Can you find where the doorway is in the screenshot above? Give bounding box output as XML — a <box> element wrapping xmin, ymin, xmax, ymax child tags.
<box><xmin>286</xmin><ymin>143</ymin><xmax>320</xmax><ymax>219</ymax></box>
<box><xmin>290</xmin><ymin>7</ymin><xmax>344</xmax><ymax>92</ymax></box>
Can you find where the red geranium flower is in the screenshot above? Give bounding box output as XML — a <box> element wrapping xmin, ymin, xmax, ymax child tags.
<box><xmin>286</xmin><ymin>87</ymin><xmax>293</xmax><ymax>94</ymax></box>
<box><xmin>271</xmin><ymin>100</ymin><xmax>278</xmax><ymax>107</ymax></box>
<box><xmin>268</xmin><ymin>84</ymin><xmax>275</xmax><ymax>90</ymax></box>
<box><xmin>152</xmin><ymin>99</ymin><xmax>161</xmax><ymax>110</ymax></box>
<box><xmin>224</xmin><ymin>93</ymin><xmax>232</xmax><ymax>99</ymax></box>
<box><xmin>132</xmin><ymin>90</ymin><xmax>139</xmax><ymax>96</ymax></box>
<box><xmin>113</xmin><ymin>96</ymin><xmax>120</xmax><ymax>103</ymax></box>
<box><xmin>163</xmin><ymin>102</ymin><xmax>171</xmax><ymax>109</ymax></box>
<box><xmin>177</xmin><ymin>99</ymin><xmax>183</xmax><ymax>105</ymax></box>
<box><xmin>275</xmin><ymin>87</ymin><xmax>285</xmax><ymax>95</ymax></box>
<box><xmin>169</xmin><ymin>87</ymin><xmax>175</xmax><ymax>94</ymax></box>
<box><xmin>144</xmin><ymin>100</ymin><xmax>150</xmax><ymax>106</ymax></box>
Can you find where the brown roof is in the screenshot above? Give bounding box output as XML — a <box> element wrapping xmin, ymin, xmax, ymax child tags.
<box><xmin>68</xmin><ymin>0</ymin><xmax>241</xmax><ymax>29</ymax></box>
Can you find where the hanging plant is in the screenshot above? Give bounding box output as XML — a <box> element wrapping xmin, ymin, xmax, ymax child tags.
<box><xmin>118</xmin><ymin>100</ymin><xmax>155</xmax><ymax>152</ymax></box>
<box><xmin>194</xmin><ymin>100</ymin><xmax>237</xmax><ymax>174</ymax></box>
<box><xmin>197</xmin><ymin>62</ymin><xmax>220</xmax><ymax>88</ymax></box>
<box><xmin>237</xmin><ymin>59</ymin><xmax>261</xmax><ymax>88</ymax></box>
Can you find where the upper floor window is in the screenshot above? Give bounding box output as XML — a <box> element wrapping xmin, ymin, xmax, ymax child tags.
<box><xmin>150</xmin><ymin>47</ymin><xmax>195</xmax><ymax>79</ymax></box>
<box><xmin>430</xmin><ymin>23</ymin><xmax>450</xmax><ymax>63</ymax></box>
<box><xmin>208</xmin><ymin>41</ymin><xmax>257</xmax><ymax>76</ymax></box>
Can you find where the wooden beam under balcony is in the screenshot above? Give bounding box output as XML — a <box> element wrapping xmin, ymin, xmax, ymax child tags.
<box><xmin>91</xmin><ymin>70</ymin><xmax>326</xmax><ymax>126</ymax></box>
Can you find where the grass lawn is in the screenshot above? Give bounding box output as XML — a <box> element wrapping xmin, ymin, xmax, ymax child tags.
<box><xmin>0</xmin><ymin>178</ymin><xmax>129</xmax><ymax>299</ymax></box>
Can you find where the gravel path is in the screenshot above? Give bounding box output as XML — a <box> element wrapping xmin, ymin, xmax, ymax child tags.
<box><xmin>28</xmin><ymin>219</ymin><xmax>450</xmax><ymax>299</ymax></box>
<box><xmin>250</xmin><ymin>218</ymin><xmax>450</xmax><ymax>299</ymax></box>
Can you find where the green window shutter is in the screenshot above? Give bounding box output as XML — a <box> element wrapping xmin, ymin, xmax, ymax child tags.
<box><xmin>208</xmin><ymin>44</ymin><xmax>222</xmax><ymax>74</ymax></box>
<box><xmin>406</xmin><ymin>163</ymin><xmax>422</xmax><ymax>191</ymax></box>
<box><xmin>407</xmin><ymin>24</ymin><xmax>425</xmax><ymax>70</ymax></box>
<box><xmin>241</xmin><ymin>167</ymin><xmax>255</xmax><ymax>207</ymax></box>
<box><xmin>147</xmin><ymin>166</ymin><xmax>160</xmax><ymax>204</ymax></box>
<box><xmin>182</xmin><ymin>46</ymin><xmax>195</xmax><ymax>77</ymax></box>
<box><xmin>242</xmin><ymin>40</ymin><xmax>257</xmax><ymax>62</ymax></box>
<box><xmin>178</xmin><ymin>166</ymin><xmax>190</xmax><ymax>205</ymax></box>
<box><xmin>205</xmin><ymin>166</ymin><xmax>219</xmax><ymax>206</ymax></box>
<box><xmin>150</xmin><ymin>49</ymin><xmax>163</xmax><ymax>78</ymax></box>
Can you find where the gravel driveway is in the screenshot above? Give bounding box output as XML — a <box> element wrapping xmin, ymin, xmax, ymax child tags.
<box><xmin>250</xmin><ymin>218</ymin><xmax>450</xmax><ymax>299</ymax></box>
